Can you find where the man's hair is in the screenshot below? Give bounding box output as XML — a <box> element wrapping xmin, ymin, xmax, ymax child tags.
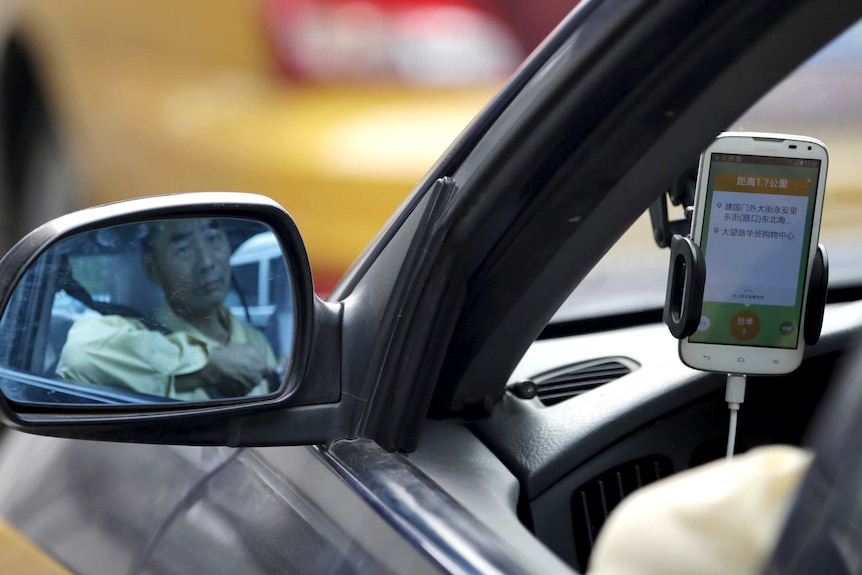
<box><xmin>139</xmin><ymin>219</ymin><xmax>227</xmax><ymax>255</ymax></box>
<box><xmin>139</xmin><ymin>221</ymin><xmax>160</xmax><ymax>254</ymax></box>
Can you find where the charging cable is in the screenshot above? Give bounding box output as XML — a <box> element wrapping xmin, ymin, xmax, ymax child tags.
<box><xmin>725</xmin><ymin>373</ymin><xmax>747</xmax><ymax>459</ymax></box>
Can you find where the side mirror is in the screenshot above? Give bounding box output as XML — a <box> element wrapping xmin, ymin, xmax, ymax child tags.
<box><xmin>0</xmin><ymin>193</ymin><xmax>346</xmax><ymax>445</ymax></box>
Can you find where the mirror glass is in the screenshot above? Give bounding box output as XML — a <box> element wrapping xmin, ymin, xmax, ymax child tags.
<box><xmin>0</xmin><ymin>217</ymin><xmax>294</xmax><ymax>405</ymax></box>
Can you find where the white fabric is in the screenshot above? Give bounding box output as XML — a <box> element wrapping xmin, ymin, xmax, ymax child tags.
<box><xmin>588</xmin><ymin>445</ymin><xmax>813</xmax><ymax>575</ymax></box>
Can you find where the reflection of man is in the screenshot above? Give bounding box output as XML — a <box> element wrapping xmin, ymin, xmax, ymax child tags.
<box><xmin>57</xmin><ymin>219</ymin><xmax>278</xmax><ymax>400</ymax></box>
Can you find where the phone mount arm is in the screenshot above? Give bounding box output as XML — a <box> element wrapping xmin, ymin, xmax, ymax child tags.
<box><xmin>649</xmin><ymin>164</ymin><xmax>698</xmax><ymax>248</ymax></box>
<box><xmin>662</xmin><ymin>235</ymin><xmax>706</xmax><ymax>339</ymax></box>
<box><xmin>804</xmin><ymin>244</ymin><xmax>829</xmax><ymax>346</ymax></box>
<box><xmin>663</xmin><ymin>237</ymin><xmax>829</xmax><ymax>460</ymax></box>
<box><xmin>662</xmin><ymin>238</ymin><xmax>829</xmax><ymax>346</ymax></box>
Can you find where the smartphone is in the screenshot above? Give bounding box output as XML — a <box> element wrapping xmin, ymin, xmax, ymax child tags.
<box><xmin>678</xmin><ymin>132</ymin><xmax>828</xmax><ymax>375</ymax></box>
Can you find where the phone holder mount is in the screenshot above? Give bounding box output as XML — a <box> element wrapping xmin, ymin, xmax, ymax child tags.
<box><xmin>655</xmin><ymin>155</ymin><xmax>828</xmax><ymax>459</ymax></box>
<box><xmin>663</xmin><ymin>235</ymin><xmax>829</xmax><ymax>460</ymax></box>
<box><xmin>662</xmin><ymin>236</ymin><xmax>829</xmax><ymax>346</ymax></box>
<box><xmin>649</xmin><ymin>164</ymin><xmax>697</xmax><ymax>248</ymax></box>
<box><xmin>662</xmin><ymin>235</ymin><xmax>706</xmax><ymax>339</ymax></box>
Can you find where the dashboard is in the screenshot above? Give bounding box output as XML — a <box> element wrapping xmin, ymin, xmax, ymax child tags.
<box><xmin>412</xmin><ymin>299</ymin><xmax>862</xmax><ymax>572</ymax></box>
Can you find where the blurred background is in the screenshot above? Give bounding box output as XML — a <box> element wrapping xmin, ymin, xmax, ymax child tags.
<box><xmin>0</xmin><ymin>0</ymin><xmax>577</xmax><ymax>296</ymax></box>
<box><xmin>4</xmin><ymin>0</ymin><xmax>860</xmax><ymax>321</ymax></box>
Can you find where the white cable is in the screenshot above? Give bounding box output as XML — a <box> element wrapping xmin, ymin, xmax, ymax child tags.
<box><xmin>726</xmin><ymin>409</ymin><xmax>739</xmax><ymax>459</ymax></box>
<box><xmin>725</xmin><ymin>373</ymin><xmax>747</xmax><ymax>459</ymax></box>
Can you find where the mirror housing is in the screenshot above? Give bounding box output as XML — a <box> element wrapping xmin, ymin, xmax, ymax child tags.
<box><xmin>0</xmin><ymin>193</ymin><xmax>350</xmax><ymax>446</ymax></box>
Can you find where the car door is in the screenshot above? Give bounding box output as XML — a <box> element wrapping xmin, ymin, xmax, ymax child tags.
<box><xmin>0</xmin><ymin>433</ymin><xmax>467</xmax><ymax>574</ymax></box>
<box><xmin>0</xmin><ymin>433</ymin><xmax>235</xmax><ymax>573</ymax></box>
<box><xmin>136</xmin><ymin>445</ymin><xmax>436</xmax><ymax>575</ymax></box>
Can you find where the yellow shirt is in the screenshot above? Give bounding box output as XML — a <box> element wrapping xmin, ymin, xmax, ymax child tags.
<box><xmin>56</xmin><ymin>304</ymin><xmax>275</xmax><ymax>400</ymax></box>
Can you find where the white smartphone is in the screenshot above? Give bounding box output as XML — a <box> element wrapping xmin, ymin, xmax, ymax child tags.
<box><xmin>678</xmin><ymin>132</ymin><xmax>828</xmax><ymax>375</ymax></box>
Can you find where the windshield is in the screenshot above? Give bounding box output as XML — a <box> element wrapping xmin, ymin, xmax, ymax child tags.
<box><xmin>552</xmin><ymin>18</ymin><xmax>862</xmax><ymax>323</ymax></box>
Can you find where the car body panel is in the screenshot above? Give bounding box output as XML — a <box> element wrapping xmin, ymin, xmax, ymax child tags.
<box><xmin>0</xmin><ymin>434</ymin><xmax>431</xmax><ymax>574</ymax></box>
<box><xmin>0</xmin><ymin>433</ymin><xmax>235</xmax><ymax>573</ymax></box>
<box><xmin>139</xmin><ymin>445</ymin><xmax>436</xmax><ymax>575</ymax></box>
<box><xmin>0</xmin><ymin>428</ymin><xmax>561</xmax><ymax>574</ymax></box>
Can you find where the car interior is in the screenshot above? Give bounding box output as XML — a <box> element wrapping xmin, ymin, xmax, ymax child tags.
<box><xmin>403</xmin><ymin>14</ymin><xmax>862</xmax><ymax>573</ymax></box>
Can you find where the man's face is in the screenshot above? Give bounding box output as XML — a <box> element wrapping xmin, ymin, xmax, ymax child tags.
<box><xmin>142</xmin><ymin>219</ymin><xmax>232</xmax><ymax>319</ymax></box>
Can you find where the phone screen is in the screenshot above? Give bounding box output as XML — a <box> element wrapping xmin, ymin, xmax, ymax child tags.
<box><xmin>689</xmin><ymin>153</ymin><xmax>822</xmax><ymax>349</ymax></box>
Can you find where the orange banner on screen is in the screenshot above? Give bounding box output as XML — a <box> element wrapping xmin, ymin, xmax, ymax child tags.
<box><xmin>715</xmin><ymin>174</ymin><xmax>812</xmax><ymax>196</ymax></box>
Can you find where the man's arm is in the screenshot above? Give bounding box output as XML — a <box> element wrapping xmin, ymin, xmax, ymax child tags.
<box><xmin>57</xmin><ymin>316</ymin><xmax>209</xmax><ymax>398</ymax></box>
<box><xmin>174</xmin><ymin>344</ymin><xmax>271</xmax><ymax>397</ymax></box>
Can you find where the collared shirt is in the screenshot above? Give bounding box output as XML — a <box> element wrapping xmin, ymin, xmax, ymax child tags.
<box><xmin>56</xmin><ymin>304</ymin><xmax>275</xmax><ymax>400</ymax></box>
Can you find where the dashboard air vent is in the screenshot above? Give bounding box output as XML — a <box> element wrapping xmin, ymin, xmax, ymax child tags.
<box><xmin>531</xmin><ymin>357</ymin><xmax>639</xmax><ymax>406</ymax></box>
<box><xmin>571</xmin><ymin>455</ymin><xmax>673</xmax><ymax>569</ymax></box>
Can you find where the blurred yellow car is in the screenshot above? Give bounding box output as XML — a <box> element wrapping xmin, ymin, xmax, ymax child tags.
<box><xmin>0</xmin><ymin>0</ymin><xmax>526</xmax><ymax>294</ymax></box>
